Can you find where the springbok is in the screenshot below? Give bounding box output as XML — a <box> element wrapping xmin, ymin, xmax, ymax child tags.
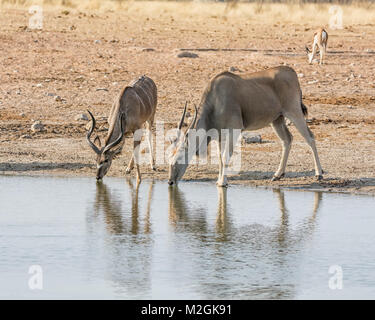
<box><xmin>306</xmin><ymin>28</ymin><xmax>328</xmax><ymax>65</ymax></box>
<box><xmin>168</xmin><ymin>66</ymin><xmax>323</xmax><ymax>187</ymax></box>
<box><xmin>87</xmin><ymin>75</ymin><xmax>157</xmax><ymax>182</ymax></box>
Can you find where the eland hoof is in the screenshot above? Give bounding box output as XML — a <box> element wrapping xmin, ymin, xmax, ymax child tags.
<box><xmin>216</xmin><ymin>181</ymin><xmax>228</xmax><ymax>188</ymax></box>
<box><xmin>316</xmin><ymin>175</ymin><xmax>323</xmax><ymax>181</ymax></box>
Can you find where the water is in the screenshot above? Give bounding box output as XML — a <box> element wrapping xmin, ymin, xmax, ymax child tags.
<box><xmin>0</xmin><ymin>175</ymin><xmax>374</xmax><ymax>299</ymax></box>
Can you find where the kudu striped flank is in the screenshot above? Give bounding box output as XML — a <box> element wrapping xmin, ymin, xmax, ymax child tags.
<box><xmin>87</xmin><ymin>75</ymin><xmax>157</xmax><ymax>182</ymax></box>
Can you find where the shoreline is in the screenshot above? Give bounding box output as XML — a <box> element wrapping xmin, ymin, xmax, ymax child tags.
<box><xmin>1</xmin><ymin>169</ymin><xmax>374</xmax><ymax>196</ymax></box>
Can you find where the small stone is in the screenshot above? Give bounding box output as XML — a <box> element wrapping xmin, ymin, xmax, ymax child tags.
<box><xmin>20</xmin><ymin>134</ymin><xmax>32</xmax><ymax>139</ymax></box>
<box><xmin>75</xmin><ymin>113</ymin><xmax>89</xmax><ymax>121</ymax></box>
<box><xmin>177</xmin><ymin>51</ymin><xmax>198</xmax><ymax>58</ymax></box>
<box><xmin>94</xmin><ymin>40</ymin><xmax>101</xmax><ymax>44</ymax></box>
<box><xmin>96</xmin><ymin>88</ymin><xmax>108</xmax><ymax>91</ymax></box>
<box><xmin>19</xmin><ymin>113</ymin><xmax>26</xmax><ymax>118</ymax></box>
<box><xmin>54</xmin><ymin>95</ymin><xmax>62</xmax><ymax>102</ymax></box>
<box><xmin>242</xmin><ymin>132</ymin><xmax>262</xmax><ymax>144</ymax></box>
<box><xmin>229</xmin><ymin>66</ymin><xmax>240</xmax><ymax>72</ymax></box>
<box><xmin>297</xmin><ymin>73</ymin><xmax>304</xmax><ymax>78</ymax></box>
<box><xmin>46</xmin><ymin>92</ymin><xmax>54</xmax><ymax>96</ymax></box>
<box><xmin>142</xmin><ymin>48</ymin><xmax>155</xmax><ymax>52</ymax></box>
<box><xmin>31</xmin><ymin>121</ymin><xmax>44</xmax><ymax>132</ymax></box>
<box><xmin>36</xmin><ymin>83</ymin><xmax>43</xmax><ymax>88</ymax></box>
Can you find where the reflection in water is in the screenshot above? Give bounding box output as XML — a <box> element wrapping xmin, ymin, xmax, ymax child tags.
<box><xmin>93</xmin><ymin>179</ymin><xmax>154</xmax><ymax>236</ymax></box>
<box><xmin>168</xmin><ymin>186</ymin><xmax>208</xmax><ymax>235</ymax></box>
<box><xmin>2</xmin><ymin>175</ymin><xmax>375</xmax><ymax>299</ymax></box>
<box><xmin>92</xmin><ymin>180</ymin><xmax>323</xmax><ymax>299</ymax></box>
<box><xmin>167</xmin><ymin>186</ymin><xmax>324</xmax><ymax>299</ymax></box>
<box><xmin>89</xmin><ymin>179</ymin><xmax>155</xmax><ymax>298</ymax></box>
<box><xmin>94</xmin><ymin>182</ymin><xmax>124</xmax><ymax>234</ymax></box>
<box><xmin>215</xmin><ymin>187</ymin><xmax>230</xmax><ymax>238</ymax></box>
<box><xmin>273</xmin><ymin>189</ymin><xmax>323</xmax><ymax>247</ymax></box>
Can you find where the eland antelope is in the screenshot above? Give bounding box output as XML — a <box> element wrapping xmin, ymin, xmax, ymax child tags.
<box><xmin>306</xmin><ymin>28</ymin><xmax>328</xmax><ymax>65</ymax></box>
<box><xmin>87</xmin><ymin>75</ymin><xmax>157</xmax><ymax>182</ymax></box>
<box><xmin>168</xmin><ymin>66</ymin><xmax>323</xmax><ymax>187</ymax></box>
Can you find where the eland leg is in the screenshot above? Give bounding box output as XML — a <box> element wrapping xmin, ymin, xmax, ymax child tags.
<box><xmin>271</xmin><ymin>116</ymin><xmax>293</xmax><ymax>181</ymax></box>
<box><xmin>286</xmin><ymin>109</ymin><xmax>323</xmax><ymax>180</ymax></box>
<box><xmin>216</xmin><ymin>129</ymin><xmax>240</xmax><ymax>187</ymax></box>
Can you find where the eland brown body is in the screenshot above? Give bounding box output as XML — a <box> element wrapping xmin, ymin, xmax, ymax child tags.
<box><xmin>168</xmin><ymin>66</ymin><xmax>323</xmax><ymax>187</ymax></box>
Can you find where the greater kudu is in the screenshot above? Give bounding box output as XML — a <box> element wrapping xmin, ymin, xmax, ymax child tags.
<box><xmin>168</xmin><ymin>66</ymin><xmax>323</xmax><ymax>187</ymax></box>
<box><xmin>87</xmin><ymin>75</ymin><xmax>157</xmax><ymax>182</ymax></box>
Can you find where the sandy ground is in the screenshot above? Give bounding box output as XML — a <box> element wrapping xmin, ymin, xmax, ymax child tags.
<box><xmin>1</xmin><ymin>3</ymin><xmax>375</xmax><ymax>195</ymax></box>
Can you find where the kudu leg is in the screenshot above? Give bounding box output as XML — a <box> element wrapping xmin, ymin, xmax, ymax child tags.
<box><xmin>146</xmin><ymin>121</ymin><xmax>155</xmax><ymax>171</ymax></box>
<box><xmin>133</xmin><ymin>139</ymin><xmax>142</xmax><ymax>185</ymax></box>
<box><xmin>271</xmin><ymin>116</ymin><xmax>293</xmax><ymax>181</ymax></box>
<box><xmin>125</xmin><ymin>155</ymin><xmax>134</xmax><ymax>174</ymax></box>
<box><xmin>287</xmin><ymin>112</ymin><xmax>323</xmax><ymax>180</ymax></box>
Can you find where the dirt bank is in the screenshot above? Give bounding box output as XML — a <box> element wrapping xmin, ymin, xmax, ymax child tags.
<box><xmin>1</xmin><ymin>4</ymin><xmax>374</xmax><ymax>195</ymax></box>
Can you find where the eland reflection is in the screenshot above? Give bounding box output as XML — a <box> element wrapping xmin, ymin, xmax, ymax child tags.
<box><xmin>168</xmin><ymin>186</ymin><xmax>208</xmax><ymax>235</ymax></box>
<box><xmin>273</xmin><ymin>189</ymin><xmax>323</xmax><ymax>246</ymax></box>
<box><xmin>166</xmin><ymin>185</ymin><xmax>324</xmax><ymax>299</ymax></box>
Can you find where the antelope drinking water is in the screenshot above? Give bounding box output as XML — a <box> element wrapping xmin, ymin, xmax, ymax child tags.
<box><xmin>168</xmin><ymin>66</ymin><xmax>323</xmax><ymax>187</ymax></box>
<box><xmin>87</xmin><ymin>75</ymin><xmax>157</xmax><ymax>183</ymax></box>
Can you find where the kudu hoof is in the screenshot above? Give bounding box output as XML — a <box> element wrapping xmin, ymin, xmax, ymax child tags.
<box><xmin>125</xmin><ymin>168</ymin><xmax>132</xmax><ymax>174</ymax></box>
<box><xmin>271</xmin><ymin>173</ymin><xmax>285</xmax><ymax>181</ymax></box>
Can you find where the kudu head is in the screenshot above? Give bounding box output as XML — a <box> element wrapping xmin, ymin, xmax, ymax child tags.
<box><xmin>168</xmin><ymin>102</ymin><xmax>198</xmax><ymax>186</ymax></box>
<box><xmin>87</xmin><ymin>110</ymin><xmax>125</xmax><ymax>180</ymax></box>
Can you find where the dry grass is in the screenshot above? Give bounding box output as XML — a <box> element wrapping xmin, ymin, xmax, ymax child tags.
<box><xmin>1</xmin><ymin>1</ymin><xmax>375</xmax><ymax>25</ymax></box>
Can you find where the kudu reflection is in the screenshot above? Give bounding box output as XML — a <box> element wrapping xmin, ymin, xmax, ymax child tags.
<box><xmin>93</xmin><ymin>179</ymin><xmax>154</xmax><ymax>235</ymax></box>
